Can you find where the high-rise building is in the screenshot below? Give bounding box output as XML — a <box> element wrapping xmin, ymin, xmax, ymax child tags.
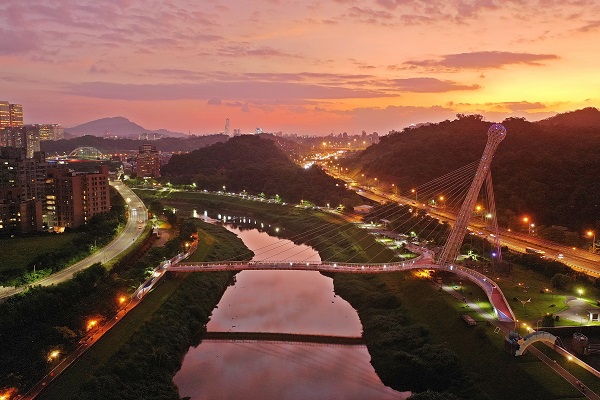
<box><xmin>0</xmin><ymin>147</ymin><xmax>47</xmax><ymax>233</ymax></box>
<box><xmin>9</xmin><ymin>104</ymin><xmax>23</xmax><ymax>126</ymax></box>
<box><xmin>0</xmin><ymin>101</ymin><xmax>24</xmax><ymax>127</ymax></box>
<box><xmin>46</xmin><ymin>165</ymin><xmax>110</xmax><ymax>229</ymax></box>
<box><xmin>0</xmin><ymin>126</ymin><xmax>41</xmax><ymax>158</ymax></box>
<box><xmin>135</xmin><ymin>143</ymin><xmax>161</xmax><ymax>178</ymax></box>
<box><xmin>225</xmin><ymin>118</ymin><xmax>231</xmax><ymax>136</ymax></box>
<box><xmin>0</xmin><ymin>101</ymin><xmax>10</xmax><ymax>127</ymax></box>
<box><xmin>34</xmin><ymin>124</ymin><xmax>64</xmax><ymax>141</ymax></box>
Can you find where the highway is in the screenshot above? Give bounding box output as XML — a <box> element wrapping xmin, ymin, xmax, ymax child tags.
<box><xmin>0</xmin><ymin>181</ymin><xmax>148</xmax><ymax>300</ymax></box>
<box><xmin>326</xmin><ymin>168</ymin><xmax>600</xmax><ymax>276</ymax></box>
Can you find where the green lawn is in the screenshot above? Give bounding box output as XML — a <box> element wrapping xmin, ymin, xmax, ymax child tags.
<box><xmin>379</xmin><ymin>273</ymin><xmax>584</xmax><ymax>400</ymax></box>
<box><xmin>0</xmin><ymin>233</ymin><xmax>77</xmax><ymax>273</ymax></box>
<box><xmin>492</xmin><ymin>263</ymin><xmax>600</xmax><ymax>327</ymax></box>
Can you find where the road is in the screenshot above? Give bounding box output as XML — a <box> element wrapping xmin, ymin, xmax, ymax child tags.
<box><xmin>334</xmin><ymin>171</ymin><xmax>600</xmax><ymax>276</ymax></box>
<box><xmin>0</xmin><ymin>181</ymin><xmax>148</xmax><ymax>300</ymax></box>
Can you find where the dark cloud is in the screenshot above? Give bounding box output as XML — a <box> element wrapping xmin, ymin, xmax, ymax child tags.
<box><xmin>207</xmin><ymin>98</ymin><xmax>222</xmax><ymax>105</ymax></box>
<box><xmin>405</xmin><ymin>51</ymin><xmax>560</xmax><ymax>70</ymax></box>
<box><xmin>390</xmin><ymin>78</ymin><xmax>480</xmax><ymax>92</ymax></box>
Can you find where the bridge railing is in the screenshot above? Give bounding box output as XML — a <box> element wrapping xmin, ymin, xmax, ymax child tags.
<box><xmin>174</xmin><ymin>259</ymin><xmax>431</xmax><ymax>270</ymax></box>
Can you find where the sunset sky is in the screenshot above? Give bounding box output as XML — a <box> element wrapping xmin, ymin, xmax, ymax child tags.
<box><xmin>2</xmin><ymin>0</ymin><xmax>600</xmax><ymax>135</ymax></box>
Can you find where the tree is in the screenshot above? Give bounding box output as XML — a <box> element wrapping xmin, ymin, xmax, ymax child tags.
<box><xmin>541</xmin><ymin>314</ymin><xmax>555</xmax><ymax>327</ymax></box>
<box><xmin>551</xmin><ymin>273</ymin><xmax>571</xmax><ymax>290</ymax></box>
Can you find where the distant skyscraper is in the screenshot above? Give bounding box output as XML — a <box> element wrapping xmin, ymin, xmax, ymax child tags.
<box><xmin>0</xmin><ymin>101</ymin><xmax>24</xmax><ymax>127</ymax></box>
<box><xmin>0</xmin><ymin>101</ymin><xmax>10</xmax><ymax>127</ymax></box>
<box><xmin>225</xmin><ymin>118</ymin><xmax>231</xmax><ymax>136</ymax></box>
<box><xmin>0</xmin><ymin>126</ymin><xmax>41</xmax><ymax>158</ymax></box>
<box><xmin>9</xmin><ymin>104</ymin><xmax>23</xmax><ymax>126</ymax></box>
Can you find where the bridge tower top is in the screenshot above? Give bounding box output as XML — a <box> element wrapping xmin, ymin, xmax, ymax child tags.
<box><xmin>437</xmin><ymin>123</ymin><xmax>507</xmax><ymax>266</ymax></box>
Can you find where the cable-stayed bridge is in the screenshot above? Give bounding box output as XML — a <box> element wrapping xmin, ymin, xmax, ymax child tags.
<box><xmin>168</xmin><ymin>124</ymin><xmax>515</xmax><ymax>322</ymax></box>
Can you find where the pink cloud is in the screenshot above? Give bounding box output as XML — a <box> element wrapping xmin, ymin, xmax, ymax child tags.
<box><xmin>63</xmin><ymin>81</ymin><xmax>390</xmax><ymax>100</ymax></box>
<box><xmin>390</xmin><ymin>78</ymin><xmax>480</xmax><ymax>93</ymax></box>
<box><xmin>0</xmin><ymin>29</ymin><xmax>39</xmax><ymax>54</ymax></box>
<box><xmin>405</xmin><ymin>51</ymin><xmax>559</xmax><ymax>70</ymax></box>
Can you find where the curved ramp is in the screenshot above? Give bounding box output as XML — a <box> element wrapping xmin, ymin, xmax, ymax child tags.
<box><xmin>515</xmin><ymin>331</ymin><xmax>558</xmax><ymax>356</ymax></box>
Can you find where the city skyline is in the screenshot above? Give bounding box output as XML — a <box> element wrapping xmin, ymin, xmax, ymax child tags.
<box><xmin>2</xmin><ymin>0</ymin><xmax>600</xmax><ymax>135</ymax></box>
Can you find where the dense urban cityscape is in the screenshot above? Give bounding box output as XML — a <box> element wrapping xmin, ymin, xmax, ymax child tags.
<box><xmin>2</xmin><ymin>1</ymin><xmax>600</xmax><ymax>399</ymax></box>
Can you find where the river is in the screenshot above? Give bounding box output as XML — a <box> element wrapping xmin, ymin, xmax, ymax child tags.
<box><xmin>174</xmin><ymin>224</ymin><xmax>407</xmax><ymax>400</ymax></box>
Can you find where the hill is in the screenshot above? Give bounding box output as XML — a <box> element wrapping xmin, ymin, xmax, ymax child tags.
<box><xmin>537</xmin><ymin>107</ymin><xmax>600</xmax><ymax>128</ymax></box>
<box><xmin>41</xmin><ymin>134</ymin><xmax>229</xmax><ymax>155</ymax></box>
<box><xmin>161</xmin><ymin>135</ymin><xmax>360</xmax><ymax>207</ymax></box>
<box><xmin>343</xmin><ymin>112</ymin><xmax>600</xmax><ymax>233</ymax></box>
<box><xmin>65</xmin><ymin>116</ymin><xmax>187</xmax><ymax>137</ymax></box>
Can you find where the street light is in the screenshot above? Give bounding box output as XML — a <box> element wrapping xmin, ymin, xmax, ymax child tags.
<box><xmin>411</xmin><ymin>188</ymin><xmax>417</xmax><ymax>202</ymax></box>
<box><xmin>48</xmin><ymin>349</ymin><xmax>60</xmax><ymax>362</ymax></box>
<box><xmin>522</xmin><ymin>216</ymin><xmax>535</xmax><ymax>235</ymax></box>
<box><xmin>86</xmin><ymin>319</ymin><xmax>98</xmax><ymax>331</ymax></box>
<box><xmin>586</xmin><ymin>230</ymin><xmax>597</xmax><ymax>253</ymax></box>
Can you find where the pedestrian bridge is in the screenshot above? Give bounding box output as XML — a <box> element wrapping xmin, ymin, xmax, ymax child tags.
<box><xmin>515</xmin><ymin>331</ymin><xmax>558</xmax><ymax>356</ymax></box>
<box><xmin>167</xmin><ymin>251</ymin><xmax>515</xmax><ymax>322</ymax></box>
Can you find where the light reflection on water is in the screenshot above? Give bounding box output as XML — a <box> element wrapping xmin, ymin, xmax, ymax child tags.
<box><xmin>174</xmin><ymin>225</ymin><xmax>407</xmax><ymax>400</ymax></box>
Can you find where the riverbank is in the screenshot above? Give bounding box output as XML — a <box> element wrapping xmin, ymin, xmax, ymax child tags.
<box><xmin>38</xmin><ymin>221</ymin><xmax>246</xmax><ymax>399</ymax></box>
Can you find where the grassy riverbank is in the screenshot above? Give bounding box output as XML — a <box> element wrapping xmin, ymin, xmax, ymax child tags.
<box><xmin>134</xmin><ymin>189</ymin><xmax>398</xmax><ymax>263</ymax></box>
<box><xmin>40</xmin><ymin>221</ymin><xmax>248</xmax><ymax>400</ymax></box>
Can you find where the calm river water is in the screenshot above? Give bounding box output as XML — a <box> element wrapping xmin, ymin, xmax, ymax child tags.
<box><xmin>174</xmin><ymin>225</ymin><xmax>407</xmax><ymax>400</ymax></box>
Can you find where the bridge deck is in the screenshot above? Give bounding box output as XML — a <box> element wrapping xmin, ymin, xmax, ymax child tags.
<box><xmin>167</xmin><ymin>258</ymin><xmax>515</xmax><ymax>323</ymax></box>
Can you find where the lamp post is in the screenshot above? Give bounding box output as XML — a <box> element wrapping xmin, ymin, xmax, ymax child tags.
<box><xmin>523</xmin><ymin>216</ymin><xmax>535</xmax><ymax>235</ymax></box>
<box><xmin>587</xmin><ymin>230</ymin><xmax>597</xmax><ymax>253</ymax></box>
<box><xmin>411</xmin><ymin>188</ymin><xmax>417</xmax><ymax>202</ymax></box>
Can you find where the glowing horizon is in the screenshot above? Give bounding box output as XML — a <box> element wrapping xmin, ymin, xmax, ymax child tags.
<box><xmin>1</xmin><ymin>0</ymin><xmax>599</xmax><ymax>135</ymax></box>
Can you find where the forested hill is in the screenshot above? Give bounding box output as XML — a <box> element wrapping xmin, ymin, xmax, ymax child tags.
<box><xmin>161</xmin><ymin>135</ymin><xmax>360</xmax><ymax>207</ymax></box>
<box><xmin>344</xmin><ymin>110</ymin><xmax>600</xmax><ymax>232</ymax></box>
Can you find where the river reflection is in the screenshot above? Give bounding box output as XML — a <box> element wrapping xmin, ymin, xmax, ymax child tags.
<box><xmin>174</xmin><ymin>226</ymin><xmax>407</xmax><ymax>400</ymax></box>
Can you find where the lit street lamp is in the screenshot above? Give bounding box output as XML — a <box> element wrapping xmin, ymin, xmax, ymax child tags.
<box><xmin>523</xmin><ymin>216</ymin><xmax>534</xmax><ymax>235</ymax></box>
<box><xmin>586</xmin><ymin>230</ymin><xmax>597</xmax><ymax>253</ymax></box>
<box><xmin>411</xmin><ymin>188</ymin><xmax>417</xmax><ymax>202</ymax></box>
<box><xmin>47</xmin><ymin>349</ymin><xmax>60</xmax><ymax>362</ymax></box>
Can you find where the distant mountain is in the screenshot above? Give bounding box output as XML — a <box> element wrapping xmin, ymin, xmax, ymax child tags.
<box><xmin>65</xmin><ymin>116</ymin><xmax>187</xmax><ymax>138</ymax></box>
<box><xmin>536</xmin><ymin>107</ymin><xmax>600</xmax><ymax>128</ymax></box>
